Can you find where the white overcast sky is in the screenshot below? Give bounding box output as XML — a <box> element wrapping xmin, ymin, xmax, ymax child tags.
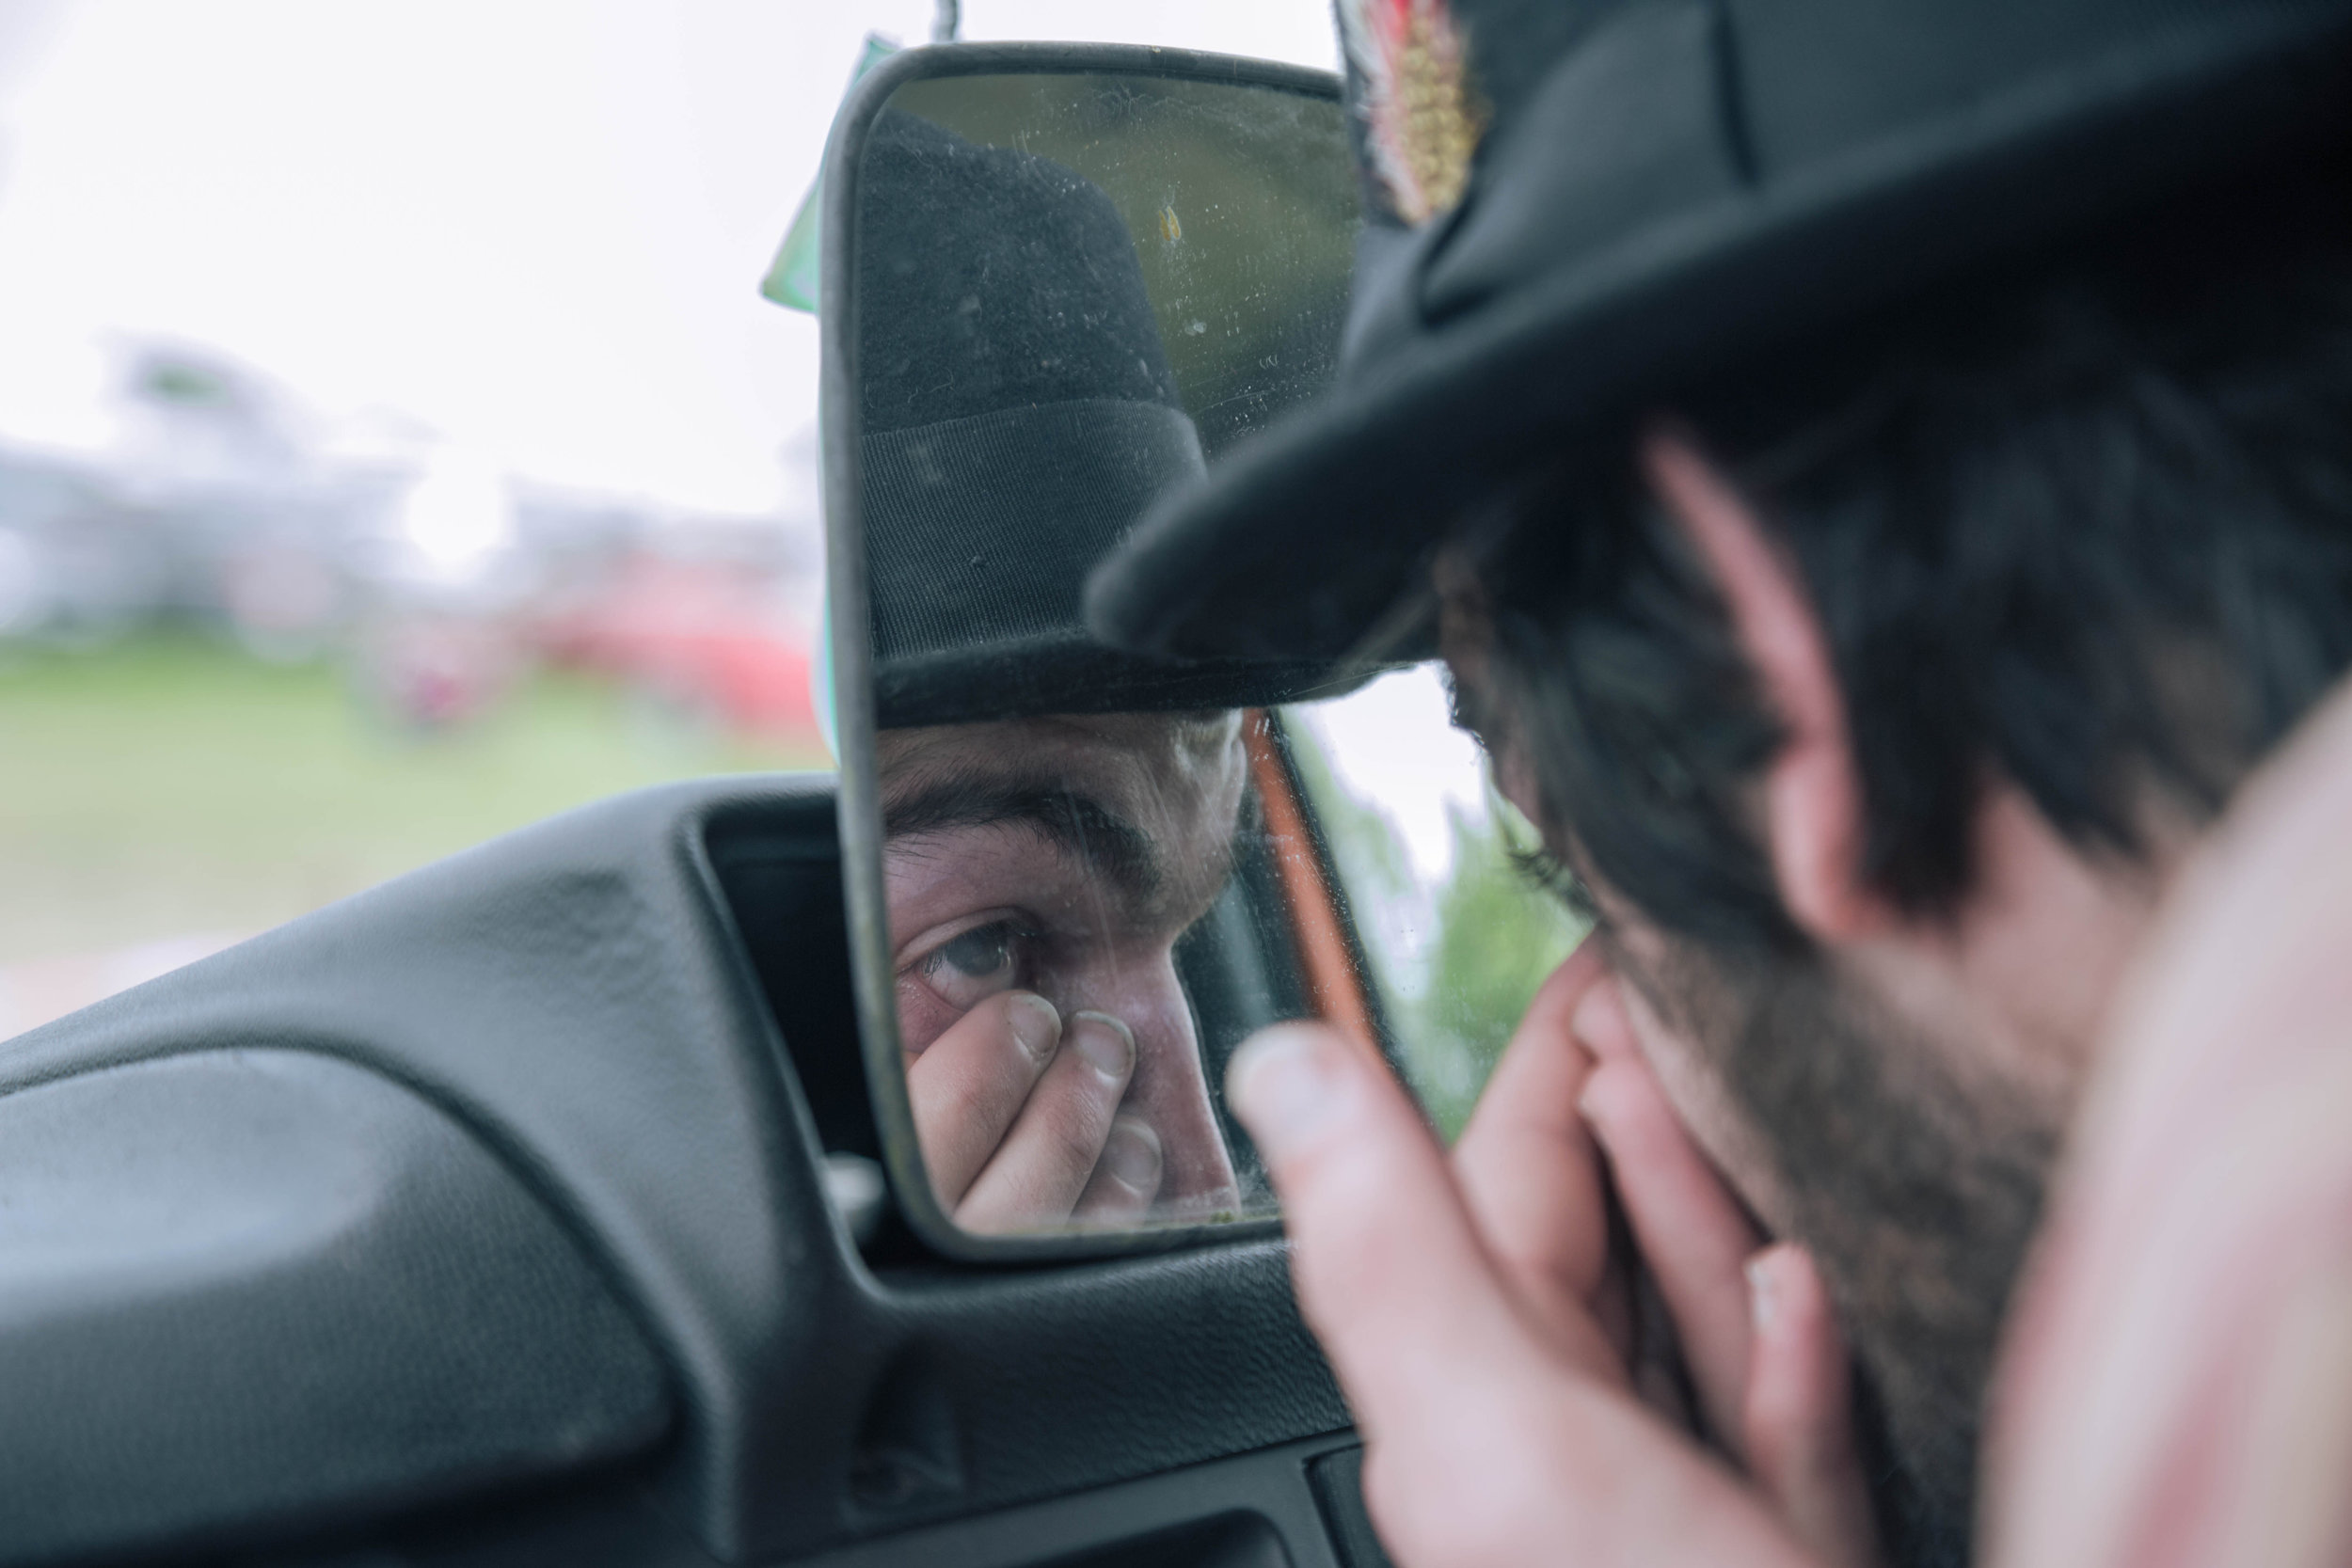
<box><xmin>0</xmin><ymin>1</ymin><xmax>1337</xmax><ymax>516</ymax></box>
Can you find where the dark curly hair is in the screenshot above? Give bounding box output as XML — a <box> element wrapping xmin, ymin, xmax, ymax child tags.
<box><xmin>1454</xmin><ymin>161</ymin><xmax>2352</xmax><ymax>952</ymax></box>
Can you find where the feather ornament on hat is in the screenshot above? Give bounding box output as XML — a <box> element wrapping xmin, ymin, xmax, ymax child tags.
<box><xmin>1338</xmin><ymin>0</ymin><xmax>1487</xmax><ymax>225</ymax></box>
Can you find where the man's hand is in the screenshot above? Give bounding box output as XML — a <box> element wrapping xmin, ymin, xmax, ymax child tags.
<box><xmin>1228</xmin><ymin>948</ymin><xmax>1878</xmax><ymax>1568</ymax></box>
<box><xmin>907</xmin><ymin>992</ymin><xmax>1163</xmax><ymax>1232</ymax></box>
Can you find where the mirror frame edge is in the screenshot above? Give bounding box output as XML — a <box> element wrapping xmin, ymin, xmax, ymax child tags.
<box><xmin>819</xmin><ymin>40</ymin><xmax>1344</xmax><ymax>1262</ymax></box>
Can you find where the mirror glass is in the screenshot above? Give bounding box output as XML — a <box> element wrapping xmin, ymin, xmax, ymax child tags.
<box><xmin>840</xmin><ymin>62</ymin><xmax>1584</xmax><ymax>1244</ymax></box>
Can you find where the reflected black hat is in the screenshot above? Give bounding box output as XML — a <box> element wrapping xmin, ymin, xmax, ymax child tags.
<box><xmin>856</xmin><ymin>111</ymin><xmax>1348</xmax><ymax>727</ymax></box>
<box><xmin>1086</xmin><ymin>0</ymin><xmax>2352</xmax><ymax>662</ymax></box>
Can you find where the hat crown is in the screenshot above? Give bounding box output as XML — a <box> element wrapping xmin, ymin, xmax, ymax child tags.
<box><xmin>1352</xmin><ymin>0</ymin><xmax>2344</xmax><ymax>230</ymax></box>
<box><xmin>1086</xmin><ymin>0</ymin><xmax>2352</xmax><ymax>664</ymax></box>
<box><xmin>852</xmin><ymin>113</ymin><xmax>1213</xmax><ymax>725</ymax></box>
<box><xmin>1336</xmin><ymin>0</ymin><xmax>2352</xmax><ymax>372</ymax></box>
<box><xmin>857</xmin><ymin>112</ymin><xmax>1185</xmax><ymax>434</ymax></box>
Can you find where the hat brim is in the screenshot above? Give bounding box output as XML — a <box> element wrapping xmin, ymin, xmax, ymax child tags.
<box><xmin>1088</xmin><ymin>7</ymin><xmax>2352</xmax><ymax>663</ymax></box>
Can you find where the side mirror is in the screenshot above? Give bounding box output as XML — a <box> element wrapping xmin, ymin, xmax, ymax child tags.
<box><xmin>817</xmin><ymin>43</ymin><xmax>1581</xmax><ymax>1259</ymax></box>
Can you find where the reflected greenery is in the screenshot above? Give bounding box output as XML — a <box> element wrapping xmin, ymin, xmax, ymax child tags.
<box><xmin>1285</xmin><ymin>709</ymin><xmax>1586</xmax><ymax>1141</ymax></box>
<box><xmin>1413</xmin><ymin>802</ymin><xmax>1586</xmax><ymax>1138</ymax></box>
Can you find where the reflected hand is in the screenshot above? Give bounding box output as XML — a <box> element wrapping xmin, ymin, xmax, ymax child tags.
<box><xmin>907</xmin><ymin>991</ymin><xmax>1164</xmax><ymax>1234</ymax></box>
<box><xmin>1227</xmin><ymin>949</ymin><xmax>1879</xmax><ymax>1568</ymax></box>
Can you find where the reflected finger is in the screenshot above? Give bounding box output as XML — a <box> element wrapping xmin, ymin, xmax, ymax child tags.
<box><xmin>957</xmin><ymin>1011</ymin><xmax>1136</xmax><ymax>1232</ymax></box>
<box><xmin>1073</xmin><ymin>1116</ymin><xmax>1163</xmax><ymax>1224</ymax></box>
<box><xmin>907</xmin><ymin>990</ymin><xmax>1061</xmax><ymax>1207</ymax></box>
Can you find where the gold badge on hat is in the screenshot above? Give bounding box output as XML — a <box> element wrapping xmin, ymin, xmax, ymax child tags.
<box><xmin>1340</xmin><ymin>0</ymin><xmax>1488</xmax><ymax>226</ymax></box>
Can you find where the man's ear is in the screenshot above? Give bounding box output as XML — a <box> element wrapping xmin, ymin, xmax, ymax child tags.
<box><xmin>1641</xmin><ymin>428</ymin><xmax>1891</xmax><ymax>942</ymax></box>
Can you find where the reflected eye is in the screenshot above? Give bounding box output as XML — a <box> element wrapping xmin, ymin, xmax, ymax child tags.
<box><xmin>933</xmin><ymin>923</ymin><xmax>1013</xmax><ymax>981</ymax></box>
<box><xmin>911</xmin><ymin>918</ymin><xmax>1040</xmax><ymax>1012</ymax></box>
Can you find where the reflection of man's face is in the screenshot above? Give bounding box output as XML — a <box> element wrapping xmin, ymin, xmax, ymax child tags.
<box><xmin>878</xmin><ymin>710</ymin><xmax>1249</xmax><ymax>1217</ymax></box>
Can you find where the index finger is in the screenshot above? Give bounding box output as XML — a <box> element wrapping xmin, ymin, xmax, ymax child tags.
<box><xmin>907</xmin><ymin>990</ymin><xmax>1062</xmax><ymax>1205</ymax></box>
<box><xmin>1578</xmin><ymin>981</ymin><xmax>1768</xmax><ymax>1456</ymax></box>
<box><xmin>1452</xmin><ymin>944</ymin><xmax>1622</xmax><ymax>1354</ymax></box>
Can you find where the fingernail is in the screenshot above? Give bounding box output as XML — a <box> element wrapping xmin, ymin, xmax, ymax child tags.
<box><xmin>1068</xmin><ymin>1011</ymin><xmax>1134</xmax><ymax>1079</ymax></box>
<box><xmin>1103</xmin><ymin>1117</ymin><xmax>1161</xmax><ymax>1190</ymax></box>
<box><xmin>1227</xmin><ymin>1026</ymin><xmax>1350</xmax><ymax>1152</ymax></box>
<box><xmin>1746</xmin><ymin>1253</ymin><xmax>1778</xmax><ymax>1334</ymax></box>
<box><xmin>1008</xmin><ymin>993</ymin><xmax>1061</xmax><ymax>1064</ymax></box>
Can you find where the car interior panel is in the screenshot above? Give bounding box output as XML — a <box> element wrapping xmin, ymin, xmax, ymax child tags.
<box><xmin>0</xmin><ymin>36</ymin><xmax>1559</xmax><ymax>1568</ymax></box>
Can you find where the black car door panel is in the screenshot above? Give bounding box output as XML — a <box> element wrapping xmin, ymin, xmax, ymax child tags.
<box><xmin>0</xmin><ymin>777</ymin><xmax>1359</xmax><ymax>1566</ymax></box>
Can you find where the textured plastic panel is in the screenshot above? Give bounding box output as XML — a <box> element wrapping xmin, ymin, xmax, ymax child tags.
<box><xmin>0</xmin><ymin>1050</ymin><xmax>670</xmax><ymax>1565</ymax></box>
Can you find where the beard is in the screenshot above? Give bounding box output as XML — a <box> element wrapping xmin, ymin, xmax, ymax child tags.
<box><xmin>1629</xmin><ymin>939</ymin><xmax>2061</xmax><ymax>1568</ymax></box>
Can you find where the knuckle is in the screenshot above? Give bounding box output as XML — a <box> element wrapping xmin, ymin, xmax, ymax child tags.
<box><xmin>1488</xmin><ymin>1231</ymin><xmax>1597</xmax><ymax>1300</ymax></box>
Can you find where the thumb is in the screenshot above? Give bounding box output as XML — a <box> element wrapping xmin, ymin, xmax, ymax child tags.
<box><xmin>1227</xmin><ymin>1023</ymin><xmax>1545</xmax><ymax>1421</ymax></box>
<box><xmin>1229</xmin><ymin>1022</ymin><xmax>1613</xmax><ymax>1568</ymax></box>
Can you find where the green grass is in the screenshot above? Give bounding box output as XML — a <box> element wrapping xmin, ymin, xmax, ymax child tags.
<box><xmin>0</xmin><ymin>633</ymin><xmax>829</xmax><ymax>961</ymax></box>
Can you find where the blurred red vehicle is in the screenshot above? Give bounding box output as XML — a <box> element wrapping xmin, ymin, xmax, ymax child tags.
<box><xmin>532</xmin><ymin>549</ymin><xmax>819</xmax><ymax>744</ymax></box>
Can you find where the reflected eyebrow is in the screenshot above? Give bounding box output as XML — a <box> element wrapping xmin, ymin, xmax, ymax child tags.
<box><xmin>884</xmin><ymin>776</ymin><xmax>1163</xmax><ymax>905</ymax></box>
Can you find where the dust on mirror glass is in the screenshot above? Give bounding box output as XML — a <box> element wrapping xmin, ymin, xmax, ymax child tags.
<box><xmin>850</xmin><ymin>69</ymin><xmax>1584</xmax><ymax>1240</ymax></box>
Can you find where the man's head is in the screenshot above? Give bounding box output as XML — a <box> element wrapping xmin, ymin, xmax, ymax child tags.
<box><xmin>1438</xmin><ymin>182</ymin><xmax>2352</xmax><ymax>1555</ymax></box>
<box><xmin>877</xmin><ymin>710</ymin><xmax>1250</xmax><ymax>1219</ymax></box>
<box><xmin>1083</xmin><ymin>1</ymin><xmax>2352</xmax><ymax>1550</ymax></box>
